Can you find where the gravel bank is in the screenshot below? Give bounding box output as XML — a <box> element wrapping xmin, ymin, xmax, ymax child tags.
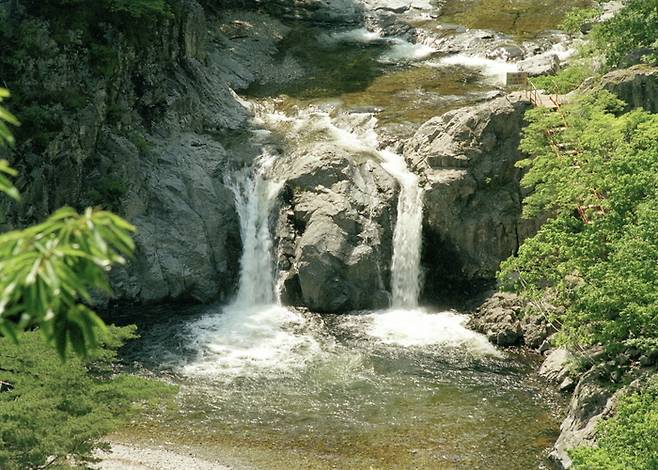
<box><xmin>94</xmin><ymin>442</ymin><xmax>235</xmax><ymax>470</ymax></box>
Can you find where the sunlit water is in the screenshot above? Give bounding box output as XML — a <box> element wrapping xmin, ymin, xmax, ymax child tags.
<box><xmin>114</xmin><ymin>1</ymin><xmax>580</xmax><ymax>467</ymax></box>
<box><xmin>120</xmin><ymin>305</ymin><xmax>563</xmax><ymax>470</ymax></box>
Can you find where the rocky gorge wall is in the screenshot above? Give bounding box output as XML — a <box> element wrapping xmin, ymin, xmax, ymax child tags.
<box><xmin>1</xmin><ymin>0</ymin><xmax>576</xmax><ymax>310</ymax></box>
<box><xmin>0</xmin><ymin>1</ymin><xmax>300</xmax><ymax>304</ymax></box>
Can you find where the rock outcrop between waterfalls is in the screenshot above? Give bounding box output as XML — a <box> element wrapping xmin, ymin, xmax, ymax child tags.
<box><xmin>275</xmin><ymin>144</ymin><xmax>398</xmax><ymax>312</ymax></box>
<box><xmin>404</xmin><ymin>96</ymin><xmax>534</xmax><ymax>295</ymax></box>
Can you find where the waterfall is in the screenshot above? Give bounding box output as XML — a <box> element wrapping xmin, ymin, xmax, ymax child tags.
<box><xmin>179</xmin><ymin>152</ymin><xmax>323</xmax><ymax>379</ymax></box>
<box><xmin>225</xmin><ymin>152</ymin><xmax>283</xmax><ymax>307</ymax></box>
<box><xmin>378</xmin><ymin>149</ymin><xmax>424</xmax><ymax>309</ymax></box>
<box><xmin>255</xmin><ymin>104</ymin><xmax>426</xmax><ymax>309</ymax></box>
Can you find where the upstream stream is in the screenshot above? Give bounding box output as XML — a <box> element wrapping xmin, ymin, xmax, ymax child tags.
<box><xmin>116</xmin><ymin>1</ymin><xmax>588</xmax><ymax>468</ymax></box>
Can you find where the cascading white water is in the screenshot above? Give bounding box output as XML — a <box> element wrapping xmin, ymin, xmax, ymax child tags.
<box><xmin>256</xmin><ymin>104</ymin><xmax>426</xmax><ymax>308</ymax></box>
<box><xmin>379</xmin><ymin>150</ymin><xmax>424</xmax><ymax>308</ymax></box>
<box><xmin>180</xmin><ymin>152</ymin><xmax>322</xmax><ymax>379</ymax></box>
<box><xmin>226</xmin><ymin>152</ymin><xmax>282</xmax><ymax>306</ymax></box>
<box><xmin>181</xmin><ymin>103</ymin><xmax>495</xmax><ymax>382</ymax></box>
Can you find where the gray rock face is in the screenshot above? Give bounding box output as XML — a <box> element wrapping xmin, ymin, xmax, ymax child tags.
<box><xmin>404</xmin><ymin>96</ymin><xmax>536</xmax><ymax>294</ymax></box>
<box><xmin>518</xmin><ymin>53</ymin><xmax>561</xmax><ymax>77</ymax></box>
<box><xmin>601</xmin><ymin>65</ymin><xmax>658</xmax><ymax>113</ymax></box>
<box><xmin>275</xmin><ymin>144</ymin><xmax>398</xmax><ymax>312</ymax></box>
<box><xmin>3</xmin><ymin>3</ymin><xmax>291</xmax><ymax>304</ymax></box>
<box><xmin>540</xmin><ymin>348</ymin><xmax>576</xmax><ymax>383</ymax></box>
<box><xmin>549</xmin><ymin>368</ymin><xmax>618</xmax><ymax>469</ymax></box>
<box><xmin>109</xmin><ymin>134</ymin><xmax>240</xmax><ymax>303</ymax></box>
<box><xmin>468</xmin><ymin>291</ymin><xmax>556</xmax><ymax>347</ymax></box>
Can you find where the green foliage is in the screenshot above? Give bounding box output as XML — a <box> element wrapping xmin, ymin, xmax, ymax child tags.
<box><xmin>87</xmin><ymin>177</ymin><xmax>129</xmax><ymax>211</ymax></box>
<box><xmin>0</xmin><ymin>207</ymin><xmax>136</xmax><ymax>358</ymax></box>
<box><xmin>570</xmin><ymin>375</ymin><xmax>658</xmax><ymax>470</ymax></box>
<box><xmin>530</xmin><ymin>63</ymin><xmax>594</xmax><ymax>94</ymax></box>
<box><xmin>560</xmin><ymin>6</ymin><xmax>601</xmax><ymax>34</ymax></box>
<box><xmin>105</xmin><ymin>0</ymin><xmax>173</xmax><ymax>18</ymax></box>
<box><xmin>499</xmin><ymin>91</ymin><xmax>658</xmax><ymax>356</ymax></box>
<box><xmin>592</xmin><ymin>0</ymin><xmax>658</xmax><ymax>67</ymax></box>
<box><xmin>0</xmin><ymin>91</ymin><xmax>136</xmax><ymax>358</ymax></box>
<box><xmin>22</xmin><ymin>0</ymin><xmax>172</xmax><ymax>20</ymax></box>
<box><xmin>0</xmin><ymin>89</ymin><xmax>20</xmax><ymax>201</ymax></box>
<box><xmin>128</xmin><ymin>131</ymin><xmax>152</xmax><ymax>155</ymax></box>
<box><xmin>0</xmin><ymin>326</ymin><xmax>176</xmax><ymax>470</ymax></box>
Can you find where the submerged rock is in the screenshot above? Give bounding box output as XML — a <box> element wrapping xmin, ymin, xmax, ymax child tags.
<box><xmin>275</xmin><ymin>144</ymin><xmax>398</xmax><ymax>312</ymax></box>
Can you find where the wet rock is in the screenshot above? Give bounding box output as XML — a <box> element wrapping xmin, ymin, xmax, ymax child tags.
<box><xmin>539</xmin><ymin>348</ymin><xmax>575</xmax><ymax>384</ymax></box>
<box><xmin>559</xmin><ymin>376</ymin><xmax>576</xmax><ymax>392</ymax></box>
<box><xmin>468</xmin><ymin>292</ymin><xmax>525</xmax><ymax>346</ymax></box>
<box><xmin>275</xmin><ymin>144</ymin><xmax>398</xmax><ymax>313</ymax></box>
<box><xmin>518</xmin><ymin>53</ymin><xmax>561</xmax><ymax>77</ymax></box>
<box><xmin>469</xmin><ymin>291</ymin><xmax>558</xmax><ymax>348</ymax></box>
<box><xmin>405</xmin><ymin>96</ymin><xmax>535</xmax><ymax>291</ymax></box>
<box><xmin>521</xmin><ymin>312</ymin><xmax>557</xmax><ymax>349</ymax></box>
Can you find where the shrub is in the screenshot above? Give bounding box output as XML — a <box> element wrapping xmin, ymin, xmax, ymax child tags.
<box><xmin>499</xmin><ymin>91</ymin><xmax>658</xmax><ymax>357</ymax></box>
<box><xmin>530</xmin><ymin>62</ymin><xmax>594</xmax><ymax>94</ymax></box>
<box><xmin>592</xmin><ymin>0</ymin><xmax>658</xmax><ymax>67</ymax></box>
<box><xmin>570</xmin><ymin>375</ymin><xmax>658</xmax><ymax>470</ymax></box>
<box><xmin>0</xmin><ymin>326</ymin><xmax>176</xmax><ymax>470</ymax></box>
<box><xmin>560</xmin><ymin>6</ymin><xmax>601</xmax><ymax>34</ymax></box>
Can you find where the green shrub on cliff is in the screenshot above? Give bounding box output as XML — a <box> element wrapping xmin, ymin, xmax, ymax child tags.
<box><xmin>530</xmin><ymin>62</ymin><xmax>593</xmax><ymax>94</ymax></box>
<box><xmin>592</xmin><ymin>0</ymin><xmax>658</xmax><ymax>67</ymax></box>
<box><xmin>0</xmin><ymin>326</ymin><xmax>176</xmax><ymax>470</ymax></box>
<box><xmin>570</xmin><ymin>375</ymin><xmax>658</xmax><ymax>470</ymax></box>
<box><xmin>21</xmin><ymin>0</ymin><xmax>172</xmax><ymax>19</ymax></box>
<box><xmin>499</xmin><ymin>91</ymin><xmax>658</xmax><ymax>357</ymax></box>
<box><xmin>560</xmin><ymin>6</ymin><xmax>600</xmax><ymax>34</ymax></box>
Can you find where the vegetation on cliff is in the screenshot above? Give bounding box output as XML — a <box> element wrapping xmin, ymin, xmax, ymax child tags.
<box><xmin>499</xmin><ymin>1</ymin><xmax>658</xmax><ymax>466</ymax></box>
<box><xmin>0</xmin><ymin>95</ymin><xmax>174</xmax><ymax>469</ymax></box>
<box><xmin>500</xmin><ymin>90</ymin><xmax>658</xmax><ymax>359</ymax></box>
<box><xmin>570</xmin><ymin>375</ymin><xmax>658</xmax><ymax>470</ymax></box>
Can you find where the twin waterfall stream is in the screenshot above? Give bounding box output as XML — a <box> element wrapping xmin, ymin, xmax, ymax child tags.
<box><xmin>122</xmin><ymin>4</ymin><xmax>576</xmax><ymax>465</ymax></box>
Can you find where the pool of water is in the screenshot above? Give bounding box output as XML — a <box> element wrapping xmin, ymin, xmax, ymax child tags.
<box><xmin>438</xmin><ymin>0</ymin><xmax>592</xmax><ymax>37</ymax></box>
<box><xmin>119</xmin><ymin>305</ymin><xmax>564</xmax><ymax>470</ymax></box>
<box><xmin>244</xmin><ymin>0</ymin><xmax>589</xmax><ymax>140</ymax></box>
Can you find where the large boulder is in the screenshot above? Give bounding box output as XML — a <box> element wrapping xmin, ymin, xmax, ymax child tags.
<box><xmin>275</xmin><ymin>143</ymin><xmax>398</xmax><ymax>312</ymax></box>
<box><xmin>468</xmin><ymin>291</ymin><xmax>556</xmax><ymax>348</ymax></box>
<box><xmin>600</xmin><ymin>65</ymin><xmax>658</xmax><ymax>113</ymax></box>
<box><xmin>404</xmin><ymin>95</ymin><xmax>535</xmax><ymax>297</ymax></box>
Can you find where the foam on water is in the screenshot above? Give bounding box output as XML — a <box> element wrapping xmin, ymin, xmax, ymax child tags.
<box><xmin>380</xmin><ymin>39</ymin><xmax>436</xmax><ymax>63</ymax></box>
<box><xmin>324</xmin><ymin>27</ymin><xmax>383</xmax><ymax>44</ymax></box>
<box><xmin>428</xmin><ymin>54</ymin><xmax>519</xmax><ymax>85</ymax></box>
<box><xmin>365</xmin><ymin>308</ymin><xmax>500</xmax><ymax>354</ymax></box>
<box><xmin>321</xmin><ymin>27</ymin><xmax>435</xmax><ymax>63</ymax></box>
<box><xmin>179</xmin><ymin>150</ymin><xmax>323</xmax><ymax>380</ymax></box>
<box><xmin>180</xmin><ymin>304</ymin><xmax>323</xmax><ymax>378</ymax></box>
